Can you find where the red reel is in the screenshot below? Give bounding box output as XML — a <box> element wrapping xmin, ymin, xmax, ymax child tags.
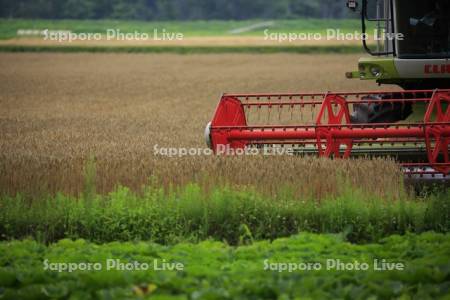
<box><xmin>315</xmin><ymin>94</ymin><xmax>353</xmax><ymax>158</ymax></box>
<box><xmin>424</xmin><ymin>91</ymin><xmax>450</xmax><ymax>174</ymax></box>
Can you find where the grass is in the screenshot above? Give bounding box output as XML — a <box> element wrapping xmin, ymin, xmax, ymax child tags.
<box><xmin>0</xmin><ymin>18</ymin><xmax>366</xmax><ymax>39</ymax></box>
<box><xmin>1</xmin><ymin>232</ymin><xmax>449</xmax><ymax>299</ymax></box>
<box><xmin>1</xmin><ymin>177</ymin><xmax>448</xmax><ymax>245</ymax></box>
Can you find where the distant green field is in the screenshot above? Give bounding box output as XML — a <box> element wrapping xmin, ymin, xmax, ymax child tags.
<box><xmin>0</xmin><ymin>19</ymin><xmax>373</xmax><ymax>53</ymax></box>
<box><xmin>0</xmin><ymin>44</ymin><xmax>362</xmax><ymax>54</ymax></box>
<box><xmin>0</xmin><ymin>18</ymin><xmax>364</xmax><ymax>39</ymax></box>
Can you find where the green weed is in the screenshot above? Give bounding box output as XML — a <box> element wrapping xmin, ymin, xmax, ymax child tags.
<box><xmin>0</xmin><ymin>182</ymin><xmax>448</xmax><ymax>244</ymax></box>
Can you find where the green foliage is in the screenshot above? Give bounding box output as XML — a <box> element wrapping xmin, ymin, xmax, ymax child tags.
<box><xmin>0</xmin><ymin>232</ymin><xmax>449</xmax><ymax>299</ymax></box>
<box><xmin>0</xmin><ymin>182</ymin><xmax>448</xmax><ymax>245</ymax></box>
<box><xmin>0</xmin><ymin>0</ymin><xmax>354</xmax><ymax>20</ymax></box>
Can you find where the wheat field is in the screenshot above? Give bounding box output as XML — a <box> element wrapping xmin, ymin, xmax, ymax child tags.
<box><xmin>0</xmin><ymin>53</ymin><xmax>403</xmax><ymax>197</ymax></box>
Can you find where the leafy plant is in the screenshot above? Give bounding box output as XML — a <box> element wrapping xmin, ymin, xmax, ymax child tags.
<box><xmin>0</xmin><ymin>232</ymin><xmax>449</xmax><ymax>299</ymax></box>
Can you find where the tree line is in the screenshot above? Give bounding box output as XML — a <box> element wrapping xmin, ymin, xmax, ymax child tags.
<box><xmin>0</xmin><ymin>0</ymin><xmax>352</xmax><ymax>20</ymax></box>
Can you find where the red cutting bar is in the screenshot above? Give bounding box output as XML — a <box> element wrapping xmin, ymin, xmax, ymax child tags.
<box><xmin>224</xmin><ymin>127</ymin><xmax>450</xmax><ymax>141</ymax></box>
<box><xmin>207</xmin><ymin>90</ymin><xmax>450</xmax><ymax>175</ymax></box>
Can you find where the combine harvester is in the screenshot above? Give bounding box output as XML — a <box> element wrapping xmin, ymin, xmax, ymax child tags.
<box><xmin>205</xmin><ymin>0</ymin><xmax>450</xmax><ymax>181</ymax></box>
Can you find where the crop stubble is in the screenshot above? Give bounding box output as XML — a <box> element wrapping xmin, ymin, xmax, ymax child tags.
<box><xmin>0</xmin><ymin>53</ymin><xmax>402</xmax><ymax>197</ymax></box>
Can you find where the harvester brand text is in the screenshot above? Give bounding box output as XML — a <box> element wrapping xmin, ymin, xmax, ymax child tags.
<box><xmin>425</xmin><ymin>64</ymin><xmax>450</xmax><ymax>74</ymax></box>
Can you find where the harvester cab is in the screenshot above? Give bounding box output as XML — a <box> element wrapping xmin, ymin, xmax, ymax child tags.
<box><xmin>205</xmin><ymin>0</ymin><xmax>450</xmax><ymax>179</ymax></box>
<box><xmin>346</xmin><ymin>0</ymin><xmax>449</xmax><ymax>89</ymax></box>
<box><xmin>346</xmin><ymin>0</ymin><xmax>450</xmax><ymax>124</ymax></box>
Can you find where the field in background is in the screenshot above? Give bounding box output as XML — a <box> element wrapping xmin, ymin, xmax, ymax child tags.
<box><xmin>0</xmin><ymin>19</ymin><xmax>374</xmax><ymax>53</ymax></box>
<box><xmin>0</xmin><ymin>18</ymin><xmax>365</xmax><ymax>39</ymax></box>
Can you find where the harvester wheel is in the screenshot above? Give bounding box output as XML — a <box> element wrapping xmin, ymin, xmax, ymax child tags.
<box><xmin>350</xmin><ymin>94</ymin><xmax>413</xmax><ymax>124</ymax></box>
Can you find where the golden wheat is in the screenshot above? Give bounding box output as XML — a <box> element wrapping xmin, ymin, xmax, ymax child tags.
<box><xmin>0</xmin><ymin>53</ymin><xmax>403</xmax><ymax>197</ymax></box>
